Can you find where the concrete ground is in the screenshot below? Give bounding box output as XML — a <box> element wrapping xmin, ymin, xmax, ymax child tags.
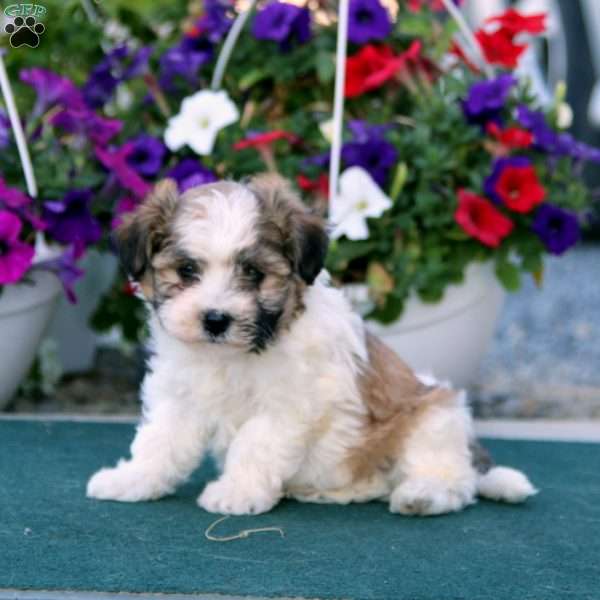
<box><xmin>471</xmin><ymin>244</ymin><xmax>600</xmax><ymax>419</ymax></box>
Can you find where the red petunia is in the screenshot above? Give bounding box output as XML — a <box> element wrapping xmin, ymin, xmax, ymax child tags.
<box><xmin>297</xmin><ymin>173</ymin><xmax>329</xmax><ymax>199</ymax></box>
<box><xmin>233</xmin><ymin>130</ymin><xmax>299</xmax><ymax>150</ymax></box>
<box><xmin>486</xmin><ymin>122</ymin><xmax>534</xmax><ymax>149</ymax></box>
<box><xmin>455</xmin><ymin>189</ymin><xmax>514</xmax><ymax>248</ymax></box>
<box><xmin>495</xmin><ymin>164</ymin><xmax>546</xmax><ymax>213</ymax></box>
<box><xmin>486</xmin><ymin>9</ymin><xmax>546</xmax><ymax>35</ymax></box>
<box><xmin>345</xmin><ymin>41</ymin><xmax>421</xmax><ymax>98</ymax></box>
<box><xmin>475</xmin><ymin>28</ymin><xmax>526</xmax><ymax>69</ymax></box>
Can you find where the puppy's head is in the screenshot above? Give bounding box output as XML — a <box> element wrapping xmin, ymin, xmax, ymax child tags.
<box><xmin>116</xmin><ymin>175</ymin><xmax>328</xmax><ymax>352</ymax></box>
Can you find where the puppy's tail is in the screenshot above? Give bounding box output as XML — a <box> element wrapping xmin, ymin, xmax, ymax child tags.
<box><xmin>471</xmin><ymin>440</ymin><xmax>537</xmax><ymax>503</ymax></box>
<box><xmin>477</xmin><ymin>466</ymin><xmax>538</xmax><ymax>503</ymax></box>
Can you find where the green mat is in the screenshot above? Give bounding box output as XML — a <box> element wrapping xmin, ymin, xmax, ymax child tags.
<box><xmin>1</xmin><ymin>420</ymin><xmax>599</xmax><ymax>600</ymax></box>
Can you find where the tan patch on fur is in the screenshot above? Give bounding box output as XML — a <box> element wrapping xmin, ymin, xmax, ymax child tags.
<box><xmin>115</xmin><ymin>179</ymin><xmax>180</xmax><ymax>299</ymax></box>
<box><xmin>347</xmin><ymin>332</ymin><xmax>456</xmax><ymax>481</ymax></box>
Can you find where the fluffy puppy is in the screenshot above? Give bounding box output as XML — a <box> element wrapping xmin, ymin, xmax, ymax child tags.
<box><xmin>87</xmin><ymin>175</ymin><xmax>536</xmax><ymax>516</ymax></box>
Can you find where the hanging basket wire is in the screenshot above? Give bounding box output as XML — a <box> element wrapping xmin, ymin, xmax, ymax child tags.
<box><xmin>211</xmin><ymin>0</ymin><xmax>490</xmax><ymax>207</ymax></box>
<box><xmin>1</xmin><ymin>1</ymin><xmax>490</xmax><ymax>212</ymax></box>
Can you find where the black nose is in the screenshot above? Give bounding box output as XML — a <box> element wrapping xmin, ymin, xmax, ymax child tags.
<box><xmin>203</xmin><ymin>310</ymin><xmax>232</xmax><ymax>337</ymax></box>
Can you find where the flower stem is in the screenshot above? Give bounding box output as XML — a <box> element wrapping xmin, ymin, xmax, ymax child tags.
<box><xmin>143</xmin><ymin>73</ymin><xmax>171</xmax><ymax>119</ymax></box>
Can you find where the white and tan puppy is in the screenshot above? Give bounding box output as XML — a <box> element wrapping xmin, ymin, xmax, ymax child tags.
<box><xmin>87</xmin><ymin>175</ymin><xmax>536</xmax><ymax>516</ymax></box>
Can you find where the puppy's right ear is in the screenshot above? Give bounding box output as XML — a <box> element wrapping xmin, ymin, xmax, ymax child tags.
<box><xmin>115</xmin><ymin>179</ymin><xmax>179</xmax><ymax>282</ymax></box>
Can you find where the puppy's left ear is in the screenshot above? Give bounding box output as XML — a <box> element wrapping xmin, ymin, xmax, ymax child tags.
<box><xmin>291</xmin><ymin>209</ymin><xmax>329</xmax><ymax>285</ymax></box>
<box><xmin>249</xmin><ymin>174</ymin><xmax>329</xmax><ymax>286</ymax></box>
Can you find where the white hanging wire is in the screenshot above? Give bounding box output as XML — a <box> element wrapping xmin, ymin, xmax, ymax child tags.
<box><xmin>327</xmin><ymin>0</ymin><xmax>350</xmax><ymax>204</ymax></box>
<box><xmin>0</xmin><ymin>51</ymin><xmax>38</xmax><ymax>198</ymax></box>
<box><xmin>440</xmin><ymin>0</ymin><xmax>494</xmax><ymax>78</ymax></box>
<box><xmin>211</xmin><ymin>0</ymin><xmax>258</xmax><ymax>91</ymax></box>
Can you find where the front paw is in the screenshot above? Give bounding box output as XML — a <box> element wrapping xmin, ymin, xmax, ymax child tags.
<box><xmin>87</xmin><ymin>461</ymin><xmax>172</xmax><ymax>502</ymax></box>
<box><xmin>197</xmin><ymin>477</ymin><xmax>279</xmax><ymax>515</ymax></box>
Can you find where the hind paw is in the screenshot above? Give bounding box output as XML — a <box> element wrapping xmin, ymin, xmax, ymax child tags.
<box><xmin>389</xmin><ymin>477</ymin><xmax>475</xmax><ymax>516</ymax></box>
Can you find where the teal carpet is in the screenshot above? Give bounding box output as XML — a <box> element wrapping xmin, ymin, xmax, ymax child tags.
<box><xmin>1</xmin><ymin>420</ymin><xmax>599</xmax><ymax>600</ymax></box>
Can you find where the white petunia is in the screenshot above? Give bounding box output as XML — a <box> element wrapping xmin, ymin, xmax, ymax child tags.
<box><xmin>164</xmin><ymin>90</ymin><xmax>239</xmax><ymax>156</ymax></box>
<box><xmin>329</xmin><ymin>167</ymin><xmax>393</xmax><ymax>241</ymax></box>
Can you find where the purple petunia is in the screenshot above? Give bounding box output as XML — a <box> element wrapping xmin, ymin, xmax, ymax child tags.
<box><xmin>252</xmin><ymin>1</ymin><xmax>311</xmax><ymax>50</ymax></box>
<box><xmin>159</xmin><ymin>37</ymin><xmax>213</xmax><ymax>91</ymax></box>
<box><xmin>19</xmin><ymin>68</ymin><xmax>84</xmax><ymax>118</ymax></box>
<box><xmin>126</xmin><ymin>135</ymin><xmax>167</xmax><ymax>177</ymax></box>
<box><xmin>348</xmin><ymin>119</ymin><xmax>393</xmax><ymax>142</ymax></box>
<box><xmin>50</xmin><ymin>108</ymin><xmax>123</xmax><ymax>147</ymax></box>
<box><xmin>194</xmin><ymin>0</ymin><xmax>233</xmax><ymax>43</ymax></box>
<box><xmin>83</xmin><ymin>45</ymin><xmax>153</xmax><ymax>108</ymax></box>
<box><xmin>484</xmin><ymin>156</ymin><xmax>531</xmax><ymax>204</ymax></box>
<box><xmin>35</xmin><ymin>245</ymin><xmax>84</xmax><ymax>303</ymax></box>
<box><xmin>348</xmin><ymin>0</ymin><xmax>392</xmax><ymax>45</ymax></box>
<box><xmin>0</xmin><ymin>111</ymin><xmax>11</xmax><ymax>148</ymax></box>
<box><xmin>532</xmin><ymin>203</ymin><xmax>580</xmax><ymax>255</ymax></box>
<box><xmin>43</xmin><ymin>190</ymin><xmax>102</xmax><ymax>247</ymax></box>
<box><xmin>462</xmin><ymin>74</ymin><xmax>516</xmax><ymax>125</ymax></box>
<box><xmin>167</xmin><ymin>158</ymin><xmax>217</xmax><ymax>192</ymax></box>
<box><xmin>0</xmin><ymin>210</ymin><xmax>35</xmax><ymax>285</ymax></box>
<box><xmin>341</xmin><ymin>121</ymin><xmax>397</xmax><ymax>186</ymax></box>
<box><xmin>516</xmin><ymin>105</ymin><xmax>600</xmax><ymax>163</ymax></box>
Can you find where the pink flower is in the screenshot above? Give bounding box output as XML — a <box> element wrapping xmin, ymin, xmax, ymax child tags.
<box><xmin>0</xmin><ymin>178</ymin><xmax>31</xmax><ymax>209</ymax></box>
<box><xmin>0</xmin><ymin>211</ymin><xmax>35</xmax><ymax>285</ymax></box>
<box><xmin>95</xmin><ymin>144</ymin><xmax>152</xmax><ymax>199</ymax></box>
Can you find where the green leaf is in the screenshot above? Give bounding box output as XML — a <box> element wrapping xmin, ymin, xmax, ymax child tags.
<box><xmin>495</xmin><ymin>259</ymin><xmax>521</xmax><ymax>291</ymax></box>
<box><xmin>315</xmin><ymin>52</ymin><xmax>335</xmax><ymax>84</ymax></box>
<box><xmin>239</xmin><ymin>69</ymin><xmax>270</xmax><ymax>91</ymax></box>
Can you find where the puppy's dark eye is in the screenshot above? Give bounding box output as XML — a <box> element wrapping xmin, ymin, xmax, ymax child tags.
<box><xmin>177</xmin><ymin>260</ymin><xmax>197</xmax><ymax>282</ymax></box>
<box><xmin>242</xmin><ymin>263</ymin><xmax>264</xmax><ymax>284</ymax></box>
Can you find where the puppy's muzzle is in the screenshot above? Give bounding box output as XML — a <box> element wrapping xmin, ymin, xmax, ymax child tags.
<box><xmin>203</xmin><ymin>310</ymin><xmax>233</xmax><ymax>339</ymax></box>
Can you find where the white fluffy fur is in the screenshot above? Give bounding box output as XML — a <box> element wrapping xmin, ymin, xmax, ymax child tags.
<box><xmin>87</xmin><ymin>186</ymin><xmax>536</xmax><ymax>516</ymax></box>
<box><xmin>477</xmin><ymin>466</ymin><xmax>538</xmax><ymax>503</ymax></box>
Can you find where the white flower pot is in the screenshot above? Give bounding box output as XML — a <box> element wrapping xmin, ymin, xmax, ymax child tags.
<box><xmin>344</xmin><ymin>262</ymin><xmax>505</xmax><ymax>388</ymax></box>
<box><xmin>47</xmin><ymin>250</ymin><xmax>118</xmax><ymax>374</ymax></box>
<box><xmin>0</xmin><ymin>269</ymin><xmax>61</xmax><ymax>408</ymax></box>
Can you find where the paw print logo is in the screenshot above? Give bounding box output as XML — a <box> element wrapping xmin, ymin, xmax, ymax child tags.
<box><xmin>5</xmin><ymin>16</ymin><xmax>45</xmax><ymax>48</ymax></box>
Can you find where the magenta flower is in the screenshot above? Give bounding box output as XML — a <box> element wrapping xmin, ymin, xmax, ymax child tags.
<box><xmin>0</xmin><ymin>179</ymin><xmax>46</xmax><ymax>231</ymax></box>
<box><xmin>43</xmin><ymin>190</ymin><xmax>102</xmax><ymax>247</ymax></box>
<box><xmin>0</xmin><ymin>210</ymin><xmax>34</xmax><ymax>285</ymax></box>
<box><xmin>19</xmin><ymin>68</ymin><xmax>84</xmax><ymax>118</ymax></box>
<box><xmin>348</xmin><ymin>0</ymin><xmax>392</xmax><ymax>44</ymax></box>
<box><xmin>0</xmin><ymin>178</ymin><xmax>31</xmax><ymax>209</ymax></box>
<box><xmin>252</xmin><ymin>2</ymin><xmax>311</xmax><ymax>50</ymax></box>
<box><xmin>95</xmin><ymin>144</ymin><xmax>152</xmax><ymax>199</ymax></box>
